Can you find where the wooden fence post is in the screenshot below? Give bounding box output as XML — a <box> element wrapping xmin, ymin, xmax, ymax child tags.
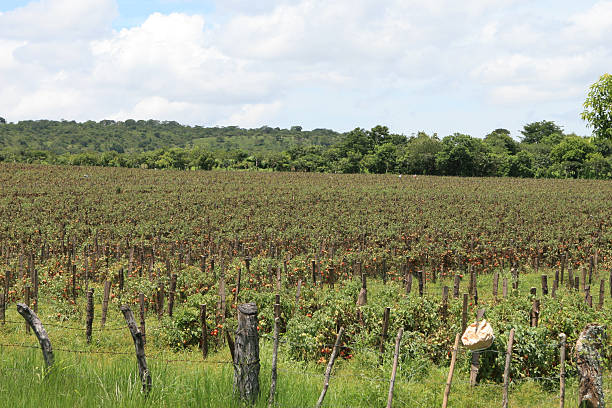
<box><xmin>442</xmin><ymin>333</ymin><xmax>460</xmax><ymax>408</ymax></box>
<box><xmin>493</xmin><ymin>272</ymin><xmax>499</xmax><ymax>299</ymax></box>
<box><xmin>418</xmin><ymin>271</ymin><xmax>424</xmax><ymax>297</ymax></box>
<box><xmin>453</xmin><ymin>273</ymin><xmax>460</xmax><ymax>298</ymax></box>
<box><xmin>234</xmin><ymin>302</ymin><xmax>260</xmax><ymax>404</ymax></box>
<box><xmin>530</xmin><ymin>299</ymin><xmax>540</xmax><ymax>327</ymax></box>
<box><xmin>25</xmin><ymin>285</ymin><xmax>30</xmax><ymax>334</ymax></box>
<box><xmin>139</xmin><ymin>292</ymin><xmax>146</xmax><ymax>345</ymax></box>
<box><xmin>502</xmin><ymin>328</ymin><xmax>516</xmax><ymax>408</ymax></box>
<box><xmin>469</xmin><ymin>308</ymin><xmax>486</xmax><ymax>387</ymax></box>
<box><xmin>16</xmin><ymin>303</ymin><xmax>54</xmax><ymax>368</ymax></box>
<box><xmin>575</xmin><ymin>276</ymin><xmax>580</xmax><ymax>292</ymax></box>
<box><xmin>541</xmin><ymin>275</ymin><xmax>548</xmax><ymax>296</ymax></box>
<box><xmin>461</xmin><ymin>294</ymin><xmax>468</xmax><ymax>334</ymax></box>
<box><xmin>574</xmin><ymin>324</ymin><xmax>606</xmax><ymax>408</ymax></box>
<box><xmin>315</xmin><ymin>327</ymin><xmax>344</xmax><ymax>408</ymax></box>
<box><xmin>118</xmin><ymin>267</ymin><xmax>124</xmax><ymax>293</ymax></box>
<box><xmin>120</xmin><ymin>305</ymin><xmax>151</xmax><ymax>394</ymax></box>
<box><xmin>405</xmin><ymin>271</ymin><xmax>412</xmax><ymax>295</ymax></box>
<box><xmin>0</xmin><ymin>292</ymin><xmax>4</xmax><ymax>325</ymax></box>
<box><xmin>101</xmin><ymin>280</ymin><xmax>111</xmax><ymax>328</ymax></box>
<box><xmin>386</xmin><ymin>328</ymin><xmax>404</xmax><ymax>408</ymax></box>
<box><xmin>502</xmin><ymin>278</ymin><xmax>508</xmax><ymax>298</ymax></box>
<box><xmin>157</xmin><ymin>282</ymin><xmax>165</xmax><ymax>319</ymax></box>
<box><xmin>559</xmin><ymin>333</ymin><xmax>566</xmax><ymax>408</ymax></box>
<box><xmin>168</xmin><ymin>273</ymin><xmax>177</xmax><ymax>317</ymax></box>
<box><xmin>441</xmin><ymin>286</ymin><xmax>449</xmax><ymax>323</ymax></box>
<box><xmin>86</xmin><ymin>289</ymin><xmax>94</xmax><ymax>344</ymax></box>
<box><xmin>379</xmin><ymin>307</ymin><xmax>390</xmax><ymax>365</ymax></box>
<box><xmin>235</xmin><ymin>267</ymin><xmax>242</xmax><ymax>305</ymax></box>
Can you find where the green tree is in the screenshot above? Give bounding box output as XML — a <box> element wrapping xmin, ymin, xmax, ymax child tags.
<box><xmin>508</xmin><ymin>151</ymin><xmax>535</xmax><ymax>178</ymax></box>
<box><xmin>520</xmin><ymin>121</ymin><xmax>563</xmax><ymax>144</ymax></box>
<box><xmin>435</xmin><ymin>133</ymin><xmax>493</xmax><ymax>176</ymax></box>
<box><xmin>0</xmin><ymin>117</ymin><xmax>6</xmax><ymax>124</ymax></box>
<box><xmin>484</xmin><ymin>128</ymin><xmax>518</xmax><ymax>154</ymax></box>
<box><xmin>398</xmin><ymin>132</ymin><xmax>441</xmax><ymax>175</ymax></box>
<box><xmin>581</xmin><ymin>73</ymin><xmax>612</xmax><ymax>140</ymax></box>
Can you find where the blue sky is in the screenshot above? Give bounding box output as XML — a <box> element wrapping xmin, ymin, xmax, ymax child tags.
<box><xmin>1</xmin><ymin>0</ymin><xmax>611</xmax><ymax>139</ymax></box>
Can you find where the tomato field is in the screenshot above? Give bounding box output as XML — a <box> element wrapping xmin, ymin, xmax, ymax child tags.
<box><xmin>0</xmin><ymin>163</ymin><xmax>611</xmax><ymax>407</ymax></box>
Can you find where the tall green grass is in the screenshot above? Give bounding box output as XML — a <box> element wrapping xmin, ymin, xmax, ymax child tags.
<box><xmin>1</xmin><ymin>268</ymin><xmax>609</xmax><ymax>407</ymax></box>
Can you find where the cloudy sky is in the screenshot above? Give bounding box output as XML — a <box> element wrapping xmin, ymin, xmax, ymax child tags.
<box><xmin>1</xmin><ymin>0</ymin><xmax>610</xmax><ymax>139</ymax></box>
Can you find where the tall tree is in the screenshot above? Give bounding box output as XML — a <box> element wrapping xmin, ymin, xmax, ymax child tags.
<box><xmin>520</xmin><ymin>121</ymin><xmax>563</xmax><ymax>144</ymax></box>
<box><xmin>581</xmin><ymin>73</ymin><xmax>612</xmax><ymax>140</ymax></box>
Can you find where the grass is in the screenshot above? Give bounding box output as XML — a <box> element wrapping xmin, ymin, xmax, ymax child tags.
<box><xmin>1</xmin><ymin>268</ymin><xmax>610</xmax><ymax>407</ymax></box>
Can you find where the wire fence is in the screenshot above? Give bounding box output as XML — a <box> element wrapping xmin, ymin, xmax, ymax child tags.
<box><xmin>0</xmin><ymin>306</ymin><xmax>598</xmax><ymax>408</ymax></box>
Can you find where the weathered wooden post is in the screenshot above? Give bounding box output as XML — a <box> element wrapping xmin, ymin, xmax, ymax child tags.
<box><xmin>168</xmin><ymin>273</ymin><xmax>177</xmax><ymax>317</ymax></box>
<box><xmin>492</xmin><ymin>272</ymin><xmax>499</xmax><ymax>299</ymax></box>
<box><xmin>16</xmin><ymin>303</ymin><xmax>54</xmax><ymax>368</ymax></box>
<box><xmin>86</xmin><ymin>289</ymin><xmax>94</xmax><ymax>344</ymax></box>
<box><xmin>157</xmin><ymin>282</ymin><xmax>165</xmax><ymax>319</ymax></box>
<box><xmin>379</xmin><ymin>307</ymin><xmax>390</xmax><ymax>365</ymax></box>
<box><xmin>461</xmin><ymin>294</ymin><xmax>468</xmax><ymax>334</ymax></box>
<box><xmin>441</xmin><ymin>286</ymin><xmax>449</xmax><ymax>323</ymax></box>
<box><xmin>315</xmin><ymin>327</ymin><xmax>344</xmax><ymax>408</ymax></box>
<box><xmin>442</xmin><ymin>333</ymin><xmax>460</xmax><ymax>408</ymax></box>
<box><xmin>139</xmin><ymin>292</ymin><xmax>146</xmax><ymax>345</ymax></box>
<box><xmin>0</xmin><ymin>292</ymin><xmax>5</xmax><ymax>325</ymax></box>
<box><xmin>121</xmin><ymin>305</ymin><xmax>151</xmax><ymax>393</ymax></box>
<box><xmin>530</xmin><ymin>299</ymin><xmax>540</xmax><ymax>327</ymax></box>
<box><xmin>502</xmin><ymin>328</ymin><xmax>515</xmax><ymax>408</ymax></box>
<box><xmin>559</xmin><ymin>333</ymin><xmax>566</xmax><ymax>408</ymax></box>
<box><xmin>386</xmin><ymin>328</ymin><xmax>403</xmax><ymax>408</ymax></box>
<box><xmin>541</xmin><ymin>275</ymin><xmax>548</xmax><ymax>296</ymax></box>
<box><xmin>234</xmin><ymin>302</ymin><xmax>260</xmax><ymax>404</ymax></box>
<box><xmin>25</xmin><ymin>285</ymin><xmax>31</xmax><ymax>334</ymax></box>
<box><xmin>453</xmin><ymin>273</ymin><xmax>460</xmax><ymax>298</ymax></box>
<box><xmin>469</xmin><ymin>308</ymin><xmax>486</xmax><ymax>387</ymax></box>
<box><xmin>502</xmin><ymin>278</ymin><xmax>508</xmax><ymax>298</ymax></box>
<box><xmin>574</xmin><ymin>323</ymin><xmax>606</xmax><ymax>408</ymax></box>
<box><xmin>418</xmin><ymin>270</ymin><xmax>424</xmax><ymax>297</ymax></box>
<box><xmin>101</xmin><ymin>280</ymin><xmax>111</xmax><ymax>328</ymax></box>
<box><xmin>118</xmin><ymin>267</ymin><xmax>124</xmax><ymax>293</ymax></box>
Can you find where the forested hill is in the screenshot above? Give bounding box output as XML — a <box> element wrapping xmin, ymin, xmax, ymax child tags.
<box><xmin>0</xmin><ymin>118</ymin><xmax>611</xmax><ymax>179</ymax></box>
<box><xmin>0</xmin><ymin>119</ymin><xmax>341</xmax><ymax>154</ymax></box>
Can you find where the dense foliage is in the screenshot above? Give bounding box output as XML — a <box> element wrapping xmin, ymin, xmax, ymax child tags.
<box><xmin>1</xmin><ymin>119</ymin><xmax>611</xmax><ymax>178</ymax></box>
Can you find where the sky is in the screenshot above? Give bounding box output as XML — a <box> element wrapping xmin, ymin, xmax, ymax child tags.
<box><xmin>1</xmin><ymin>0</ymin><xmax>611</xmax><ymax>139</ymax></box>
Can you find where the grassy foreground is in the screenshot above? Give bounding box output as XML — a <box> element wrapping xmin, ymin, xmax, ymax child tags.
<box><xmin>2</xmin><ymin>342</ymin><xmax>609</xmax><ymax>408</ymax></box>
<box><xmin>1</xmin><ymin>270</ymin><xmax>610</xmax><ymax>408</ymax></box>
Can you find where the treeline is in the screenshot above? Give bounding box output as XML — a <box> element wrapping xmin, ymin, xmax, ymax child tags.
<box><xmin>0</xmin><ymin>119</ymin><xmax>340</xmax><ymax>154</ymax></box>
<box><xmin>0</xmin><ymin>119</ymin><xmax>611</xmax><ymax>179</ymax></box>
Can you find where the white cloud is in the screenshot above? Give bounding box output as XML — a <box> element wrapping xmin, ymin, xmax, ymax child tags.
<box><xmin>218</xmin><ymin>101</ymin><xmax>283</xmax><ymax>128</ymax></box>
<box><xmin>0</xmin><ymin>0</ymin><xmax>610</xmax><ymax>136</ymax></box>
<box><xmin>0</xmin><ymin>0</ymin><xmax>117</xmax><ymax>40</ymax></box>
<box><xmin>566</xmin><ymin>1</ymin><xmax>612</xmax><ymax>40</ymax></box>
